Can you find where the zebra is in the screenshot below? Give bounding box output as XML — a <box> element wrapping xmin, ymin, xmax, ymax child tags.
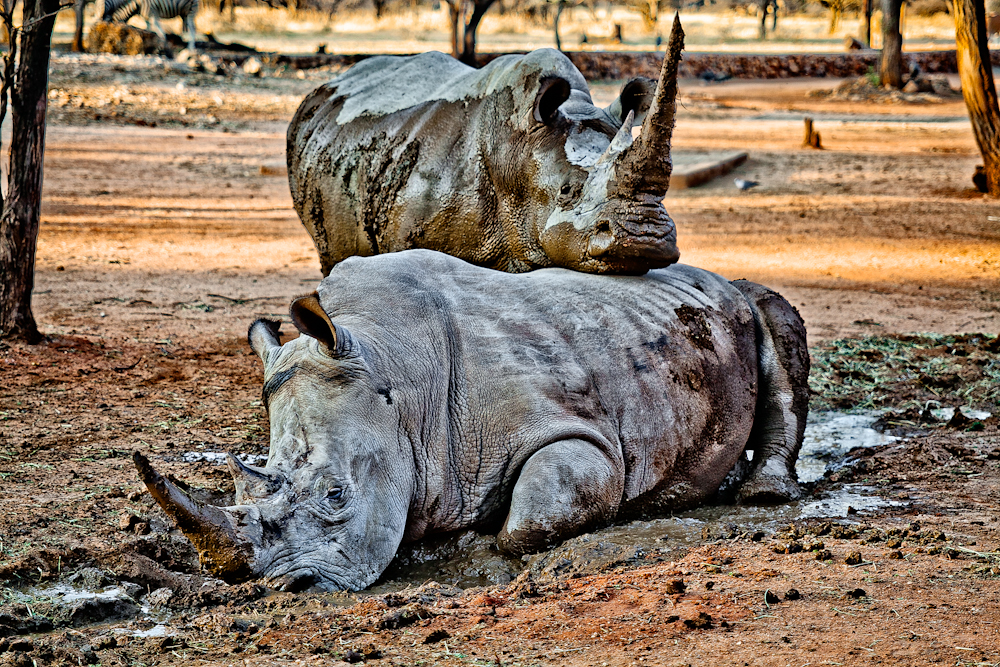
<box><xmin>101</xmin><ymin>0</ymin><xmax>199</xmax><ymax>51</ymax></box>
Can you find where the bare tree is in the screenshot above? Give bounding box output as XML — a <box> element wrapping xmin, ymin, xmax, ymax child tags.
<box><xmin>880</xmin><ymin>0</ymin><xmax>904</xmax><ymax>87</ymax></box>
<box><xmin>955</xmin><ymin>0</ymin><xmax>1000</xmax><ymax>194</ymax></box>
<box><xmin>0</xmin><ymin>0</ymin><xmax>65</xmax><ymax>343</ymax></box>
<box><xmin>444</xmin><ymin>0</ymin><xmax>498</xmax><ymax>65</ymax></box>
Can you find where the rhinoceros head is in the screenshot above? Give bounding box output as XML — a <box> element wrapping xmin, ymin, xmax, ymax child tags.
<box><xmin>510</xmin><ymin>16</ymin><xmax>686</xmax><ymax>275</ymax></box>
<box><xmin>135</xmin><ymin>297</ymin><xmax>412</xmax><ymax>591</ymax></box>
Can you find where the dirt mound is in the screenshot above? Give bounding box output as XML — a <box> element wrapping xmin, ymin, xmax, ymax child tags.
<box><xmin>809</xmin><ymin>73</ymin><xmax>961</xmax><ymax>103</ymax></box>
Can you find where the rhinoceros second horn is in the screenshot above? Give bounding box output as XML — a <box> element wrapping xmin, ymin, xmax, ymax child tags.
<box><xmin>133</xmin><ymin>451</ymin><xmax>254</xmax><ymax>581</ymax></box>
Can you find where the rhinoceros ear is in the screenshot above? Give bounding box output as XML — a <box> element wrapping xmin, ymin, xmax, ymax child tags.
<box><xmin>533</xmin><ymin>76</ymin><xmax>571</xmax><ymax>125</ymax></box>
<box><xmin>248</xmin><ymin>318</ymin><xmax>281</xmax><ymax>363</ymax></box>
<box><xmin>290</xmin><ymin>292</ymin><xmax>352</xmax><ymax>357</ymax></box>
<box><xmin>605</xmin><ymin>77</ymin><xmax>655</xmax><ymax>126</ymax></box>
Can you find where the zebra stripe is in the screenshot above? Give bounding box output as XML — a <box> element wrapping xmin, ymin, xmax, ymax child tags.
<box><xmin>102</xmin><ymin>0</ymin><xmax>199</xmax><ymax>50</ymax></box>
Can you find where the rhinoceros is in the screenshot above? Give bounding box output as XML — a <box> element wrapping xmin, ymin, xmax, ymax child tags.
<box><xmin>287</xmin><ymin>18</ymin><xmax>686</xmax><ymax>276</ymax></box>
<box><xmin>135</xmin><ymin>249</ymin><xmax>808</xmax><ymax>592</ymax></box>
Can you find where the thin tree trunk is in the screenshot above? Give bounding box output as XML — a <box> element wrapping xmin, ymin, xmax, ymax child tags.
<box><xmin>955</xmin><ymin>0</ymin><xmax>1000</xmax><ymax>195</ymax></box>
<box><xmin>861</xmin><ymin>0</ymin><xmax>872</xmax><ymax>47</ymax></box>
<box><xmin>446</xmin><ymin>0</ymin><xmax>461</xmax><ymax>58</ymax></box>
<box><xmin>0</xmin><ymin>0</ymin><xmax>60</xmax><ymax>343</ymax></box>
<box><xmin>771</xmin><ymin>0</ymin><xmax>777</xmax><ymax>32</ymax></box>
<box><xmin>758</xmin><ymin>0</ymin><xmax>767</xmax><ymax>38</ymax></box>
<box><xmin>459</xmin><ymin>0</ymin><xmax>494</xmax><ymax>66</ymax></box>
<box><xmin>554</xmin><ymin>0</ymin><xmax>564</xmax><ymax>51</ymax></box>
<box><xmin>880</xmin><ymin>0</ymin><xmax>903</xmax><ymax>87</ymax></box>
<box><xmin>72</xmin><ymin>0</ymin><xmax>86</xmax><ymax>52</ymax></box>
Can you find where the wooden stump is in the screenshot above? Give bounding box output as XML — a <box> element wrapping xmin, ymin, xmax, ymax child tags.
<box><xmin>803</xmin><ymin>117</ymin><xmax>822</xmax><ymax>149</ymax></box>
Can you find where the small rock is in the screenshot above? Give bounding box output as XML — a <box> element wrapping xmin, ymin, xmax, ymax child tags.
<box><xmin>764</xmin><ymin>590</ymin><xmax>781</xmax><ymax>605</ymax></box>
<box><xmin>126</xmin><ymin>490</ymin><xmax>144</xmax><ymax>501</ymax></box>
<box><xmin>118</xmin><ymin>513</ymin><xmax>140</xmax><ymax>531</ymax></box>
<box><xmin>902</xmin><ymin>80</ymin><xmax>920</xmax><ymax>93</ymax></box>
<box><xmin>8</xmin><ymin>640</ymin><xmax>33</xmax><ymax>653</ymax></box>
<box><xmin>665</xmin><ymin>579</ymin><xmax>686</xmax><ymax>594</ymax></box>
<box><xmin>844</xmin><ymin>551</ymin><xmax>863</xmax><ymax>565</ymax></box>
<box><xmin>423</xmin><ymin>629</ymin><xmax>449</xmax><ymax>644</ymax></box>
<box><xmin>845</xmin><ymin>588</ymin><xmax>867</xmax><ymax>599</ymax></box>
<box><xmin>704</xmin><ymin>581</ymin><xmax>715</xmax><ymax>590</ymax></box>
<box><xmin>785</xmin><ymin>589</ymin><xmax>801</xmax><ymax>601</ymax></box>
<box><xmin>146</xmin><ymin>587</ymin><xmax>174</xmax><ymax>607</ymax></box>
<box><xmin>343</xmin><ymin>649</ymin><xmax>364</xmax><ymax>663</ymax></box>
<box><xmin>888</xmin><ymin>550</ymin><xmax>904</xmax><ymax>560</ymax></box>
<box><xmin>886</xmin><ymin>537</ymin><xmax>902</xmax><ymax>549</ymax></box>
<box><xmin>683</xmin><ymin>612</ymin><xmax>713</xmax><ymax>629</ymax></box>
<box><xmin>242</xmin><ymin>57</ymin><xmax>262</xmax><ymax>76</ymax></box>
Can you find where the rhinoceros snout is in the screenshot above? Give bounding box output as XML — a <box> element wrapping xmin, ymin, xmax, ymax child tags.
<box><xmin>584</xmin><ymin>210</ymin><xmax>680</xmax><ymax>272</ymax></box>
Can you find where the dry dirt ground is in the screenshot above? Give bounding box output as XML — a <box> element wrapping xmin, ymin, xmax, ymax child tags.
<box><xmin>0</xmin><ymin>55</ymin><xmax>999</xmax><ymax>666</ymax></box>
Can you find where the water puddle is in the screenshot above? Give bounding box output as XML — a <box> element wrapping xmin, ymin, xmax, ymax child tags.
<box><xmin>181</xmin><ymin>452</ymin><xmax>266</xmax><ymax>465</ymax></box>
<box><xmin>372</xmin><ymin>410</ymin><xmax>908</xmax><ymax>592</ymax></box>
<box><xmin>796</xmin><ymin>410</ymin><xmax>898</xmax><ymax>484</ymax></box>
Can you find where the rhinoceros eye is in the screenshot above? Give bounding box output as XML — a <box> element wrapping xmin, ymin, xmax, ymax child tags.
<box><xmin>560</xmin><ymin>183</ymin><xmax>572</xmax><ymax>196</ymax></box>
<box><xmin>326</xmin><ymin>486</ymin><xmax>344</xmax><ymax>502</ymax></box>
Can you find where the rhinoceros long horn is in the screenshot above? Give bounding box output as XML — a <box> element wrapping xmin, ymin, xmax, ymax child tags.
<box><xmin>616</xmin><ymin>13</ymin><xmax>685</xmax><ymax>196</ymax></box>
<box><xmin>133</xmin><ymin>451</ymin><xmax>255</xmax><ymax>582</ymax></box>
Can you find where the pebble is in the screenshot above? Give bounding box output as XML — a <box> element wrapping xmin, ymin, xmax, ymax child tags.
<box><xmin>844</xmin><ymin>550</ymin><xmax>863</xmax><ymax>565</ymax></box>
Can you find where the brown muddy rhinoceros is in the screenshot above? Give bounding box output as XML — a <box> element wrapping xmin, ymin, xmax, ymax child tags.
<box><xmin>135</xmin><ymin>249</ymin><xmax>809</xmax><ymax>592</ymax></box>
<box><xmin>286</xmin><ymin>19</ymin><xmax>687</xmax><ymax>276</ymax></box>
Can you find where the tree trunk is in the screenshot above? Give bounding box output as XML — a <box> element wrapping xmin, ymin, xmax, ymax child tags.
<box><xmin>758</xmin><ymin>0</ymin><xmax>767</xmax><ymax>38</ymax></box>
<box><xmin>771</xmin><ymin>0</ymin><xmax>777</xmax><ymax>32</ymax></box>
<box><xmin>861</xmin><ymin>0</ymin><xmax>872</xmax><ymax>47</ymax></box>
<box><xmin>459</xmin><ymin>0</ymin><xmax>495</xmax><ymax>66</ymax></box>
<box><xmin>0</xmin><ymin>0</ymin><xmax>60</xmax><ymax>343</ymax></box>
<box><xmin>71</xmin><ymin>0</ymin><xmax>86</xmax><ymax>52</ymax></box>
<box><xmin>554</xmin><ymin>0</ymin><xmax>564</xmax><ymax>51</ymax></box>
<box><xmin>446</xmin><ymin>0</ymin><xmax>461</xmax><ymax>58</ymax></box>
<box><xmin>955</xmin><ymin>0</ymin><xmax>1000</xmax><ymax>195</ymax></box>
<box><xmin>880</xmin><ymin>0</ymin><xmax>903</xmax><ymax>88</ymax></box>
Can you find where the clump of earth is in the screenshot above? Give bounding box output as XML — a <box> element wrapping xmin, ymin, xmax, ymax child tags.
<box><xmin>809</xmin><ymin>73</ymin><xmax>960</xmax><ymax>103</ymax></box>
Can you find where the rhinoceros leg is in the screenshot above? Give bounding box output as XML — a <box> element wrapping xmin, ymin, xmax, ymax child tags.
<box><xmin>497</xmin><ymin>439</ymin><xmax>624</xmax><ymax>556</ymax></box>
<box><xmin>730</xmin><ymin>281</ymin><xmax>810</xmax><ymax>504</ymax></box>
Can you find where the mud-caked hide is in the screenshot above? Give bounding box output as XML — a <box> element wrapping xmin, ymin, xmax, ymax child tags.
<box><xmin>287</xmin><ymin>18</ymin><xmax>687</xmax><ymax>275</ymax></box>
<box><xmin>136</xmin><ymin>249</ymin><xmax>810</xmax><ymax>593</ymax></box>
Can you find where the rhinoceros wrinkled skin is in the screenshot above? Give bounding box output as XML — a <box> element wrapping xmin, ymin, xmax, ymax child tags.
<box><xmin>136</xmin><ymin>249</ymin><xmax>809</xmax><ymax>592</ymax></box>
<box><xmin>286</xmin><ymin>19</ymin><xmax>687</xmax><ymax>276</ymax></box>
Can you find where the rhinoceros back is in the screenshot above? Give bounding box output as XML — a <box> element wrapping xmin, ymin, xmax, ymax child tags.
<box><xmin>287</xmin><ymin>51</ymin><xmax>608</xmax><ymax>275</ymax></box>
<box><xmin>316</xmin><ymin>250</ymin><xmax>759</xmax><ymax>530</ymax></box>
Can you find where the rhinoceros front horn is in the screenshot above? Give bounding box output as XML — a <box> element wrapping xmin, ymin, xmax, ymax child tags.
<box><xmin>133</xmin><ymin>451</ymin><xmax>255</xmax><ymax>582</ymax></box>
<box><xmin>615</xmin><ymin>13</ymin><xmax>684</xmax><ymax>196</ymax></box>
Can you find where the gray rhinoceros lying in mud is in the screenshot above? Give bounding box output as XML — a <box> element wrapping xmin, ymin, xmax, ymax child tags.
<box><xmin>287</xmin><ymin>19</ymin><xmax>686</xmax><ymax>276</ymax></box>
<box><xmin>135</xmin><ymin>249</ymin><xmax>809</xmax><ymax>592</ymax></box>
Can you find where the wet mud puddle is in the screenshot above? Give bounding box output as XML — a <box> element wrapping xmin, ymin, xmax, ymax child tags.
<box><xmin>371</xmin><ymin>411</ymin><xmax>907</xmax><ymax>592</ymax></box>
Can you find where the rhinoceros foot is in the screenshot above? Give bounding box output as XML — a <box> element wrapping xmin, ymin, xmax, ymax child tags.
<box><xmin>735</xmin><ymin>469</ymin><xmax>802</xmax><ymax>505</ymax></box>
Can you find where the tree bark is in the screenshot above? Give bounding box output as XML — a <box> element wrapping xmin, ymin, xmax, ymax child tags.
<box><xmin>955</xmin><ymin>0</ymin><xmax>1000</xmax><ymax>195</ymax></box>
<box><xmin>880</xmin><ymin>0</ymin><xmax>903</xmax><ymax>88</ymax></box>
<box><xmin>71</xmin><ymin>0</ymin><xmax>86</xmax><ymax>52</ymax></box>
<box><xmin>0</xmin><ymin>0</ymin><xmax>59</xmax><ymax>343</ymax></box>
